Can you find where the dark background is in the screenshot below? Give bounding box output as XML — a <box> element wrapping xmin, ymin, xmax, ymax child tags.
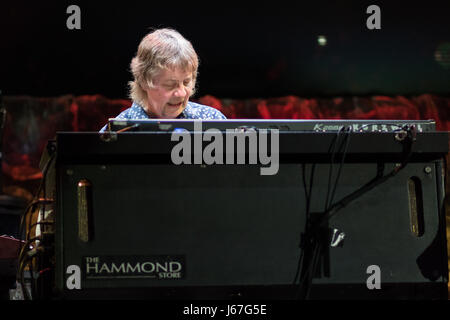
<box><xmin>1</xmin><ymin>0</ymin><xmax>449</xmax><ymax>100</ymax></box>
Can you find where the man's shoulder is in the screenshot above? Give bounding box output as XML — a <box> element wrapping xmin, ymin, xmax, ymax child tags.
<box><xmin>186</xmin><ymin>101</ymin><xmax>227</xmax><ymax>119</ymax></box>
<box><xmin>115</xmin><ymin>102</ymin><xmax>149</xmax><ymax>119</ymax></box>
<box><xmin>99</xmin><ymin>102</ymin><xmax>147</xmax><ymax>132</ymax></box>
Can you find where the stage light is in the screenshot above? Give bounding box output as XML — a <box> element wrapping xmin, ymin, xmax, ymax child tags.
<box><xmin>317</xmin><ymin>35</ymin><xmax>327</xmax><ymax>46</ymax></box>
<box><xmin>434</xmin><ymin>42</ymin><xmax>450</xmax><ymax>69</ymax></box>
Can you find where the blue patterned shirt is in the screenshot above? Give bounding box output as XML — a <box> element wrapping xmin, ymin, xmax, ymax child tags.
<box><xmin>100</xmin><ymin>101</ymin><xmax>227</xmax><ymax>132</ymax></box>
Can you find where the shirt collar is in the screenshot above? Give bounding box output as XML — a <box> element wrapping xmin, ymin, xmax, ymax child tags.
<box><xmin>133</xmin><ymin>101</ymin><xmax>189</xmax><ymax>119</ymax></box>
<box><xmin>176</xmin><ymin>109</ymin><xmax>187</xmax><ymax>119</ymax></box>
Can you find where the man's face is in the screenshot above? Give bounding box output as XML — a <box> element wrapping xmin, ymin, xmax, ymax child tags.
<box><xmin>144</xmin><ymin>67</ymin><xmax>194</xmax><ymax>118</ymax></box>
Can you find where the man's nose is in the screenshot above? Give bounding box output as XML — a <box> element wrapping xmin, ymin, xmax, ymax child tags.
<box><xmin>173</xmin><ymin>86</ymin><xmax>187</xmax><ymax>98</ymax></box>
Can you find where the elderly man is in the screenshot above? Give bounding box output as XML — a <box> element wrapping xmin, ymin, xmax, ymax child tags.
<box><xmin>100</xmin><ymin>28</ymin><xmax>226</xmax><ymax>132</ymax></box>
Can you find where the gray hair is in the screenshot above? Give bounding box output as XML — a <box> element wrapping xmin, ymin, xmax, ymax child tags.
<box><xmin>128</xmin><ymin>28</ymin><xmax>199</xmax><ymax>105</ymax></box>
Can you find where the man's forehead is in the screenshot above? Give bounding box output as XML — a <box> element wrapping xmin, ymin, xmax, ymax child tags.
<box><xmin>157</xmin><ymin>67</ymin><xmax>193</xmax><ymax>81</ymax></box>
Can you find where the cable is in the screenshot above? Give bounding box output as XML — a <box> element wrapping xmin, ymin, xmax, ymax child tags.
<box><xmin>17</xmin><ymin>199</ymin><xmax>53</xmax><ymax>256</ymax></box>
<box><xmin>303</xmin><ymin>163</ymin><xmax>315</xmax><ymax>217</ymax></box>
<box><xmin>293</xmin><ymin>163</ymin><xmax>316</xmax><ymax>287</ymax></box>
<box><xmin>17</xmin><ymin>150</ymin><xmax>56</xmax><ymax>300</ymax></box>
<box><xmin>297</xmin><ymin>126</ymin><xmax>351</xmax><ymax>300</ymax></box>
<box><xmin>19</xmin><ymin>151</ymin><xmax>55</xmax><ymax>242</ymax></box>
<box><xmin>37</xmin><ymin>148</ymin><xmax>53</xmax><ymax>300</ymax></box>
<box><xmin>294</xmin><ymin>125</ymin><xmax>416</xmax><ymax>300</ymax></box>
<box><xmin>17</xmin><ymin>237</ymin><xmax>42</xmax><ymax>300</ymax></box>
<box><xmin>310</xmin><ymin>125</ymin><xmax>417</xmax><ymax>236</ymax></box>
<box><xmin>327</xmin><ymin>126</ymin><xmax>352</xmax><ymax>210</ymax></box>
<box><xmin>294</xmin><ymin>162</ymin><xmax>322</xmax><ymax>299</ymax></box>
<box><xmin>324</xmin><ymin>129</ymin><xmax>340</xmax><ymax>211</ymax></box>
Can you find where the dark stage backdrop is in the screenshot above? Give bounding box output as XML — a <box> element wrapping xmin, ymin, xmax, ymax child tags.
<box><xmin>0</xmin><ymin>1</ymin><xmax>449</xmax><ymax>99</ymax></box>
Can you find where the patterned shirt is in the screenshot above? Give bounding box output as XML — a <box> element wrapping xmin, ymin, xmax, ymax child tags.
<box><xmin>100</xmin><ymin>101</ymin><xmax>227</xmax><ymax>132</ymax></box>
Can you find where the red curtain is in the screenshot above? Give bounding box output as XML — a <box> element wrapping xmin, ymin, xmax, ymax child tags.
<box><xmin>2</xmin><ymin>93</ymin><xmax>450</xmax><ymax>188</ymax></box>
